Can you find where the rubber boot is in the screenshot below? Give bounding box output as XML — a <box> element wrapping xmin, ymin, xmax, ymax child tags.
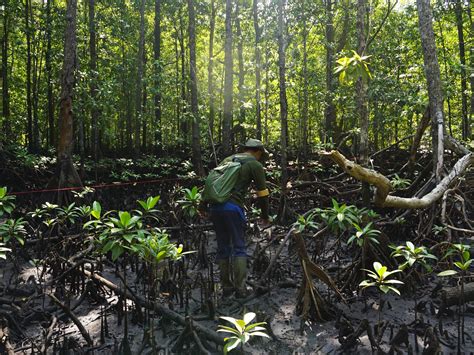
<box><xmin>233</xmin><ymin>257</ymin><xmax>250</xmax><ymax>299</ymax></box>
<box><xmin>217</xmin><ymin>259</ymin><xmax>234</xmax><ymax>297</ymax></box>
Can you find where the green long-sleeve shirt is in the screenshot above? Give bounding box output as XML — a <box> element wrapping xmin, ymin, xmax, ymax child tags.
<box><xmin>223</xmin><ymin>153</ymin><xmax>270</xmax><ymax>219</ymax></box>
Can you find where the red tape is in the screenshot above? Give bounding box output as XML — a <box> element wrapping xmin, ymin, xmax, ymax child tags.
<box><xmin>10</xmin><ymin>177</ymin><xmax>195</xmax><ymax>196</ymax></box>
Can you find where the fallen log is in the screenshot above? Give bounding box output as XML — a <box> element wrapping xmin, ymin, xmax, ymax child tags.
<box><xmin>82</xmin><ymin>269</ymin><xmax>224</xmax><ymax>346</ymax></box>
<box><xmin>440</xmin><ymin>282</ymin><xmax>474</xmax><ymax>308</ymax></box>
<box><xmin>322</xmin><ymin>150</ymin><xmax>472</xmax><ymax>209</ymax></box>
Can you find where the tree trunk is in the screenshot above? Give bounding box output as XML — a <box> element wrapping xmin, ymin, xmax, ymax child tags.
<box><xmin>187</xmin><ymin>0</ymin><xmax>204</xmax><ymax>176</ymax></box>
<box><xmin>31</xmin><ymin>1</ymin><xmax>40</xmax><ymax>152</ymax></box>
<box><xmin>324</xmin><ymin>0</ymin><xmax>337</xmax><ymax>143</ymax></box>
<box><xmin>356</xmin><ymin>0</ymin><xmax>370</xmax><ymax>204</ymax></box>
<box><xmin>134</xmin><ymin>0</ymin><xmax>145</xmax><ymax>154</ymax></box>
<box><xmin>89</xmin><ymin>0</ymin><xmax>99</xmax><ymax>161</ymax></box>
<box><xmin>468</xmin><ymin>0</ymin><xmax>474</xmax><ymax>140</ymax></box>
<box><xmin>235</xmin><ymin>0</ymin><xmax>245</xmax><ymax>143</ymax></box>
<box><xmin>455</xmin><ymin>0</ymin><xmax>469</xmax><ymax>141</ymax></box>
<box><xmin>222</xmin><ymin>0</ymin><xmax>233</xmax><ymax>156</ymax></box>
<box><xmin>2</xmin><ymin>0</ymin><xmax>10</xmax><ymax>143</ymax></box>
<box><xmin>277</xmin><ymin>0</ymin><xmax>289</xmax><ymax>221</ymax></box>
<box><xmin>179</xmin><ymin>16</ymin><xmax>188</xmax><ymax>144</ymax></box>
<box><xmin>154</xmin><ymin>0</ymin><xmax>162</xmax><ymax>151</ymax></box>
<box><xmin>301</xmin><ymin>3</ymin><xmax>309</xmax><ymax>159</ymax></box>
<box><xmin>253</xmin><ymin>0</ymin><xmax>262</xmax><ymax>140</ymax></box>
<box><xmin>24</xmin><ymin>0</ymin><xmax>34</xmax><ymax>151</ymax></box>
<box><xmin>416</xmin><ymin>0</ymin><xmax>445</xmax><ymax>182</ymax></box>
<box><xmin>46</xmin><ymin>0</ymin><xmax>54</xmax><ymax>149</ymax></box>
<box><xmin>56</xmin><ymin>0</ymin><xmax>82</xmax><ymax>197</ymax></box>
<box><xmin>208</xmin><ymin>0</ymin><xmax>216</xmax><ymax>140</ymax></box>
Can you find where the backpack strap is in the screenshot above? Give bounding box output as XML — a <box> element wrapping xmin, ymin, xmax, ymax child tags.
<box><xmin>231</xmin><ymin>154</ymin><xmax>256</xmax><ymax>165</ymax></box>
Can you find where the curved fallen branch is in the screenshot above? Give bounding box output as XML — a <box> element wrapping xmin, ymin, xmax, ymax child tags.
<box><xmin>322</xmin><ymin>150</ymin><xmax>472</xmax><ymax>209</ymax></box>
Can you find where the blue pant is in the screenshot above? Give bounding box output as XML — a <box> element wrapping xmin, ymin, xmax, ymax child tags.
<box><xmin>210</xmin><ymin>209</ymin><xmax>247</xmax><ymax>260</ymax></box>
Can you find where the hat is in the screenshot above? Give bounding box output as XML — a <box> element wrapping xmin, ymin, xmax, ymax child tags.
<box><xmin>242</xmin><ymin>138</ymin><xmax>270</xmax><ymax>161</ymax></box>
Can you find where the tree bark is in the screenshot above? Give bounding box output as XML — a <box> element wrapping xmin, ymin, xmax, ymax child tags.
<box><xmin>253</xmin><ymin>0</ymin><xmax>262</xmax><ymax>140</ymax></box>
<box><xmin>89</xmin><ymin>0</ymin><xmax>99</xmax><ymax>161</ymax></box>
<box><xmin>235</xmin><ymin>0</ymin><xmax>245</xmax><ymax>143</ymax></box>
<box><xmin>2</xmin><ymin>0</ymin><xmax>10</xmax><ymax>143</ymax></box>
<box><xmin>154</xmin><ymin>0</ymin><xmax>162</xmax><ymax>150</ymax></box>
<box><xmin>441</xmin><ymin>282</ymin><xmax>474</xmax><ymax>308</ymax></box>
<box><xmin>208</xmin><ymin>0</ymin><xmax>216</xmax><ymax>139</ymax></box>
<box><xmin>324</xmin><ymin>0</ymin><xmax>337</xmax><ymax>143</ymax></box>
<box><xmin>134</xmin><ymin>0</ymin><xmax>146</xmax><ymax>154</ymax></box>
<box><xmin>25</xmin><ymin>0</ymin><xmax>34</xmax><ymax>151</ymax></box>
<box><xmin>187</xmin><ymin>0</ymin><xmax>204</xmax><ymax>176</ymax></box>
<box><xmin>56</xmin><ymin>0</ymin><xmax>82</xmax><ymax>195</ymax></box>
<box><xmin>46</xmin><ymin>0</ymin><xmax>55</xmax><ymax>149</ymax></box>
<box><xmin>416</xmin><ymin>0</ymin><xmax>445</xmax><ymax>182</ymax></box>
<box><xmin>323</xmin><ymin>150</ymin><xmax>472</xmax><ymax>209</ymax></box>
<box><xmin>356</xmin><ymin>0</ymin><xmax>370</xmax><ymax>205</ymax></box>
<box><xmin>301</xmin><ymin>0</ymin><xmax>309</xmax><ymax>159</ymax></box>
<box><xmin>222</xmin><ymin>0</ymin><xmax>233</xmax><ymax>156</ymax></box>
<box><xmin>455</xmin><ymin>0</ymin><xmax>469</xmax><ymax>141</ymax></box>
<box><xmin>277</xmin><ymin>0</ymin><xmax>289</xmax><ymax>220</ymax></box>
<box><xmin>179</xmin><ymin>15</ymin><xmax>188</xmax><ymax>143</ymax></box>
<box><xmin>468</xmin><ymin>0</ymin><xmax>474</xmax><ymax>140</ymax></box>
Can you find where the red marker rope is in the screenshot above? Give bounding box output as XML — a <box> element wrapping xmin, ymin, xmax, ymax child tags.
<box><xmin>10</xmin><ymin>176</ymin><xmax>199</xmax><ymax>196</ymax></box>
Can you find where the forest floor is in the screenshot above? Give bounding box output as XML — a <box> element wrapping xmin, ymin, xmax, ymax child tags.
<box><xmin>0</xmin><ymin>146</ymin><xmax>473</xmax><ymax>354</ymax></box>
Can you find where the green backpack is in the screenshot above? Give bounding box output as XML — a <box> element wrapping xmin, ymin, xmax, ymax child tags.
<box><xmin>202</xmin><ymin>154</ymin><xmax>255</xmax><ymax>204</ymax></box>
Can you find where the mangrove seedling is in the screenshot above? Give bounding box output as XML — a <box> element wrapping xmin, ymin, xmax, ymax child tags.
<box><xmin>217</xmin><ymin>312</ymin><xmax>270</xmax><ymax>353</ymax></box>
<box><xmin>438</xmin><ymin>244</ymin><xmax>473</xmax><ymax>347</ymax></box>
<box><xmin>360</xmin><ymin>262</ymin><xmax>404</xmax><ymax>339</ymax></box>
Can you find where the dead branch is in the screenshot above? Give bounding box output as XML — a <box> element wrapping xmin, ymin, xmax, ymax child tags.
<box><xmin>82</xmin><ymin>269</ymin><xmax>225</xmax><ymax>346</ymax></box>
<box><xmin>40</xmin><ymin>315</ymin><xmax>57</xmax><ymax>354</ymax></box>
<box><xmin>47</xmin><ymin>293</ymin><xmax>93</xmax><ymax>347</ymax></box>
<box><xmin>322</xmin><ymin>150</ymin><xmax>472</xmax><ymax>209</ymax></box>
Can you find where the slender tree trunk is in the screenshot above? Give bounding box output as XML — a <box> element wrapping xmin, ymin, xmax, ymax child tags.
<box><xmin>324</xmin><ymin>0</ymin><xmax>337</xmax><ymax>143</ymax></box>
<box><xmin>301</xmin><ymin>4</ymin><xmax>309</xmax><ymax>158</ymax></box>
<box><xmin>142</xmin><ymin>45</ymin><xmax>147</xmax><ymax>150</ymax></box>
<box><xmin>25</xmin><ymin>0</ymin><xmax>33</xmax><ymax>151</ymax></box>
<box><xmin>222</xmin><ymin>0</ymin><xmax>233</xmax><ymax>156</ymax></box>
<box><xmin>2</xmin><ymin>0</ymin><xmax>10</xmax><ymax>143</ymax></box>
<box><xmin>253</xmin><ymin>0</ymin><xmax>262</xmax><ymax>140</ymax></box>
<box><xmin>187</xmin><ymin>0</ymin><xmax>204</xmax><ymax>176</ymax></box>
<box><xmin>134</xmin><ymin>0</ymin><xmax>145</xmax><ymax>153</ymax></box>
<box><xmin>31</xmin><ymin>1</ymin><xmax>40</xmax><ymax>152</ymax></box>
<box><xmin>416</xmin><ymin>0</ymin><xmax>445</xmax><ymax>181</ymax></box>
<box><xmin>357</xmin><ymin>0</ymin><xmax>370</xmax><ymax>204</ymax></box>
<box><xmin>235</xmin><ymin>0</ymin><xmax>245</xmax><ymax>142</ymax></box>
<box><xmin>56</xmin><ymin>0</ymin><xmax>82</xmax><ymax>194</ymax></box>
<box><xmin>46</xmin><ymin>0</ymin><xmax>55</xmax><ymax>149</ymax></box>
<box><xmin>208</xmin><ymin>0</ymin><xmax>216</xmax><ymax>139</ymax></box>
<box><xmin>89</xmin><ymin>0</ymin><xmax>99</xmax><ymax>161</ymax></box>
<box><xmin>277</xmin><ymin>0</ymin><xmax>289</xmax><ymax>221</ymax></box>
<box><xmin>455</xmin><ymin>0</ymin><xmax>469</xmax><ymax>140</ymax></box>
<box><xmin>468</xmin><ymin>0</ymin><xmax>474</xmax><ymax>139</ymax></box>
<box><xmin>174</xmin><ymin>28</ymin><xmax>180</xmax><ymax>140</ymax></box>
<box><xmin>154</xmin><ymin>0</ymin><xmax>162</xmax><ymax>150</ymax></box>
<box><xmin>437</xmin><ymin>19</ymin><xmax>453</xmax><ymax>136</ymax></box>
<box><xmin>179</xmin><ymin>16</ymin><xmax>188</xmax><ymax>144</ymax></box>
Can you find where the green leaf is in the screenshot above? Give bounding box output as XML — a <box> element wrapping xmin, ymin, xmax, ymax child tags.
<box><xmin>225</xmin><ymin>337</ymin><xmax>241</xmax><ymax>352</ymax></box>
<box><xmin>248</xmin><ymin>331</ymin><xmax>271</xmax><ymax>338</ymax></box>
<box><xmin>243</xmin><ymin>312</ymin><xmax>256</xmax><ymax>325</ymax></box>
<box><xmin>437</xmin><ymin>270</ymin><xmax>458</xmax><ymax>277</ymax></box>
<box><xmin>111</xmin><ymin>244</ymin><xmax>124</xmax><ymax>261</ymax></box>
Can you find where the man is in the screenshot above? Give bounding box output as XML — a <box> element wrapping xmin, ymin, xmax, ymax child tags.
<box><xmin>203</xmin><ymin>138</ymin><xmax>270</xmax><ymax>298</ymax></box>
